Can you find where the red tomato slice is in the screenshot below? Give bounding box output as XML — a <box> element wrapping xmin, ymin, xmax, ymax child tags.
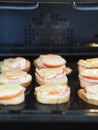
<box><xmin>49</xmin><ymin>90</ymin><xmax>60</xmax><ymax>95</ymax></box>
<box><xmin>48</xmin><ymin>85</ymin><xmax>69</xmax><ymax>95</ymax></box>
<box><xmin>41</xmin><ymin>54</ymin><xmax>65</xmax><ymax>68</ymax></box>
<box><xmin>83</xmin><ymin>75</ymin><xmax>98</xmax><ymax>80</ymax></box>
<box><xmin>43</xmin><ymin>63</ymin><xmax>64</xmax><ymax>68</ymax></box>
<box><xmin>0</xmin><ymin>90</ymin><xmax>23</xmax><ymax>100</ymax></box>
<box><xmin>6</xmin><ymin>76</ymin><xmax>19</xmax><ymax>80</ymax></box>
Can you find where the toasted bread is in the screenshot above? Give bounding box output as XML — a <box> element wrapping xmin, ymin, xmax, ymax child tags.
<box><xmin>0</xmin><ymin>70</ymin><xmax>32</xmax><ymax>88</ymax></box>
<box><xmin>34</xmin><ymin>84</ymin><xmax>70</xmax><ymax>104</ymax></box>
<box><xmin>0</xmin><ymin>57</ymin><xmax>31</xmax><ymax>73</ymax></box>
<box><xmin>34</xmin><ymin>54</ymin><xmax>66</xmax><ymax>68</ymax></box>
<box><xmin>78</xmin><ymin>85</ymin><xmax>98</xmax><ymax>106</ymax></box>
<box><xmin>0</xmin><ymin>83</ymin><xmax>25</xmax><ymax>105</ymax></box>
<box><xmin>35</xmin><ymin>67</ymin><xmax>68</xmax><ymax>85</ymax></box>
<box><xmin>79</xmin><ymin>69</ymin><xmax>98</xmax><ymax>87</ymax></box>
<box><xmin>78</xmin><ymin>58</ymin><xmax>98</xmax><ymax>72</ymax></box>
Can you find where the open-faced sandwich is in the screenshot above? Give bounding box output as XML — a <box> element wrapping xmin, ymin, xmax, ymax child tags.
<box><xmin>34</xmin><ymin>84</ymin><xmax>70</xmax><ymax>104</ymax></box>
<box><xmin>0</xmin><ymin>83</ymin><xmax>26</xmax><ymax>105</ymax></box>
<box><xmin>79</xmin><ymin>69</ymin><xmax>98</xmax><ymax>88</ymax></box>
<box><xmin>34</xmin><ymin>54</ymin><xmax>66</xmax><ymax>68</ymax></box>
<box><xmin>34</xmin><ymin>53</ymin><xmax>72</xmax><ymax>75</ymax></box>
<box><xmin>78</xmin><ymin>85</ymin><xmax>98</xmax><ymax>106</ymax></box>
<box><xmin>0</xmin><ymin>70</ymin><xmax>32</xmax><ymax>88</ymax></box>
<box><xmin>35</xmin><ymin>67</ymin><xmax>68</xmax><ymax>85</ymax></box>
<box><xmin>77</xmin><ymin>58</ymin><xmax>98</xmax><ymax>72</ymax></box>
<box><xmin>0</xmin><ymin>57</ymin><xmax>31</xmax><ymax>73</ymax></box>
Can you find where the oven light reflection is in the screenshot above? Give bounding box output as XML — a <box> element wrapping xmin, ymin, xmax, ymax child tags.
<box><xmin>85</xmin><ymin>109</ymin><xmax>98</xmax><ymax>116</ymax></box>
<box><xmin>89</xmin><ymin>43</ymin><xmax>98</xmax><ymax>47</ymax></box>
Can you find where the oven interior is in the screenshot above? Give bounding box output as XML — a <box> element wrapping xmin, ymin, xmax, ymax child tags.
<box><xmin>1</xmin><ymin>1</ymin><xmax>98</xmax><ymax>47</ymax></box>
<box><xmin>0</xmin><ymin>0</ymin><xmax>98</xmax><ymax>122</ymax></box>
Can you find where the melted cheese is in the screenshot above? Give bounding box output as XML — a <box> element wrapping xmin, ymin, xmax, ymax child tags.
<box><xmin>80</xmin><ymin>69</ymin><xmax>98</xmax><ymax>76</ymax></box>
<box><xmin>36</xmin><ymin>67</ymin><xmax>66</xmax><ymax>80</ymax></box>
<box><xmin>85</xmin><ymin>85</ymin><xmax>98</xmax><ymax>99</ymax></box>
<box><xmin>78</xmin><ymin>58</ymin><xmax>98</xmax><ymax>68</ymax></box>
<box><xmin>35</xmin><ymin>84</ymin><xmax>70</xmax><ymax>99</ymax></box>
<box><xmin>1</xmin><ymin>57</ymin><xmax>27</xmax><ymax>72</ymax></box>
<box><xmin>40</xmin><ymin>54</ymin><xmax>66</xmax><ymax>66</ymax></box>
<box><xmin>0</xmin><ymin>83</ymin><xmax>23</xmax><ymax>97</ymax></box>
<box><xmin>0</xmin><ymin>70</ymin><xmax>32</xmax><ymax>84</ymax></box>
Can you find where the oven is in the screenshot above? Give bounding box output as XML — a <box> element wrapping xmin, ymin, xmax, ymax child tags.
<box><xmin>0</xmin><ymin>0</ymin><xmax>98</xmax><ymax>129</ymax></box>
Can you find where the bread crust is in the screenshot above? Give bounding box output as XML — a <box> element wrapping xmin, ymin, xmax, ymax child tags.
<box><xmin>36</xmin><ymin>92</ymin><xmax>70</xmax><ymax>104</ymax></box>
<box><xmin>21</xmin><ymin>78</ymin><xmax>32</xmax><ymax>87</ymax></box>
<box><xmin>78</xmin><ymin>89</ymin><xmax>98</xmax><ymax>106</ymax></box>
<box><xmin>22</xmin><ymin>60</ymin><xmax>31</xmax><ymax>72</ymax></box>
<box><xmin>34</xmin><ymin>58</ymin><xmax>42</xmax><ymax>68</ymax></box>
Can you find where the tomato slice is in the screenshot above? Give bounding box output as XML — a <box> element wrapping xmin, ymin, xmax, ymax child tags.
<box><xmin>41</xmin><ymin>54</ymin><xmax>66</xmax><ymax>68</ymax></box>
<box><xmin>83</xmin><ymin>75</ymin><xmax>98</xmax><ymax>80</ymax></box>
<box><xmin>49</xmin><ymin>90</ymin><xmax>60</xmax><ymax>95</ymax></box>
<box><xmin>43</xmin><ymin>63</ymin><xmax>64</xmax><ymax>68</ymax></box>
<box><xmin>6</xmin><ymin>76</ymin><xmax>19</xmax><ymax>80</ymax></box>
<box><xmin>0</xmin><ymin>90</ymin><xmax>23</xmax><ymax>100</ymax></box>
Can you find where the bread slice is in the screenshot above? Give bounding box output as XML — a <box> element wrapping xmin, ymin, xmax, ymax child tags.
<box><xmin>34</xmin><ymin>54</ymin><xmax>66</xmax><ymax>68</ymax></box>
<box><xmin>78</xmin><ymin>85</ymin><xmax>98</xmax><ymax>106</ymax></box>
<box><xmin>34</xmin><ymin>84</ymin><xmax>70</xmax><ymax>104</ymax></box>
<box><xmin>78</xmin><ymin>58</ymin><xmax>98</xmax><ymax>72</ymax></box>
<box><xmin>0</xmin><ymin>83</ymin><xmax>25</xmax><ymax>105</ymax></box>
<box><xmin>0</xmin><ymin>70</ymin><xmax>32</xmax><ymax>87</ymax></box>
<box><xmin>79</xmin><ymin>69</ymin><xmax>98</xmax><ymax>87</ymax></box>
<box><xmin>35</xmin><ymin>67</ymin><xmax>68</xmax><ymax>85</ymax></box>
<box><xmin>0</xmin><ymin>57</ymin><xmax>31</xmax><ymax>73</ymax></box>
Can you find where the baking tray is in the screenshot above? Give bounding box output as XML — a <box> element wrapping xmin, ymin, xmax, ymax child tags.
<box><xmin>0</xmin><ymin>46</ymin><xmax>98</xmax><ymax>122</ymax></box>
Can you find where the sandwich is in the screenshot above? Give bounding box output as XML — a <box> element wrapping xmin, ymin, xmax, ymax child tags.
<box><xmin>0</xmin><ymin>57</ymin><xmax>31</xmax><ymax>73</ymax></box>
<box><xmin>77</xmin><ymin>58</ymin><xmax>98</xmax><ymax>72</ymax></box>
<box><xmin>35</xmin><ymin>67</ymin><xmax>68</xmax><ymax>85</ymax></box>
<box><xmin>0</xmin><ymin>70</ymin><xmax>32</xmax><ymax>88</ymax></box>
<box><xmin>0</xmin><ymin>83</ymin><xmax>26</xmax><ymax>105</ymax></box>
<box><xmin>34</xmin><ymin>53</ymin><xmax>72</xmax><ymax>75</ymax></box>
<box><xmin>34</xmin><ymin>84</ymin><xmax>70</xmax><ymax>104</ymax></box>
<box><xmin>34</xmin><ymin>54</ymin><xmax>66</xmax><ymax>68</ymax></box>
<box><xmin>78</xmin><ymin>69</ymin><xmax>98</xmax><ymax>88</ymax></box>
<box><xmin>78</xmin><ymin>85</ymin><xmax>98</xmax><ymax>106</ymax></box>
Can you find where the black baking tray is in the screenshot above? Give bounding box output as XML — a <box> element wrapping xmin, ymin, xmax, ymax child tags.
<box><xmin>0</xmin><ymin>46</ymin><xmax>98</xmax><ymax>122</ymax></box>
